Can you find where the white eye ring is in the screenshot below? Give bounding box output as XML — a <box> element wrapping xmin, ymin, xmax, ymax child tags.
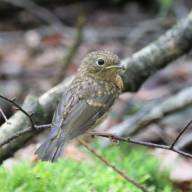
<box><xmin>96</xmin><ymin>58</ymin><xmax>105</xmax><ymax>66</ymax></box>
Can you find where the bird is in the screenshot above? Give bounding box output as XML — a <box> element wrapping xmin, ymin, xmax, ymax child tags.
<box><xmin>35</xmin><ymin>50</ymin><xmax>124</xmax><ymax>162</ymax></box>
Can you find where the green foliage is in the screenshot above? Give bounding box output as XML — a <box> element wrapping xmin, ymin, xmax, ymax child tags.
<box><xmin>0</xmin><ymin>144</ymin><xmax>178</xmax><ymax>192</ymax></box>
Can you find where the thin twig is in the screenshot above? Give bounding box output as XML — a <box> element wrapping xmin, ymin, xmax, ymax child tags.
<box><xmin>170</xmin><ymin>119</ymin><xmax>192</xmax><ymax>148</ymax></box>
<box><xmin>0</xmin><ymin>95</ymin><xmax>35</xmax><ymax>129</ymax></box>
<box><xmin>78</xmin><ymin>139</ymin><xmax>149</xmax><ymax>192</ymax></box>
<box><xmin>89</xmin><ymin>120</ymin><xmax>192</xmax><ymax>159</ymax></box>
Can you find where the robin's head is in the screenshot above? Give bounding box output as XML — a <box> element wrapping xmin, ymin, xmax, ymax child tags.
<box><xmin>79</xmin><ymin>50</ymin><xmax>123</xmax><ymax>80</ymax></box>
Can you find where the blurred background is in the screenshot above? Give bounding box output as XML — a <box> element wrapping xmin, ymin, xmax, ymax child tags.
<box><xmin>0</xmin><ymin>0</ymin><xmax>192</xmax><ymax>191</ymax></box>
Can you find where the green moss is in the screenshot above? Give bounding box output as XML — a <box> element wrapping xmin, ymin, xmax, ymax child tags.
<box><xmin>0</xmin><ymin>144</ymin><xmax>178</xmax><ymax>192</ymax></box>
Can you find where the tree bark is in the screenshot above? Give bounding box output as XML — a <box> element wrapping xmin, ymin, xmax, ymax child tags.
<box><xmin>121</xmin><ymin>11</ymin><xmax>192</xmax><ymax>91</ymax></box>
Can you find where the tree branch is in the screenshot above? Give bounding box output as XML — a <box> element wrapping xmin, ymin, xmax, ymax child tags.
<box><xmin>121</xmin><ymin>11</ymin><xmax>192</xmax><ymax>92</ymax></box>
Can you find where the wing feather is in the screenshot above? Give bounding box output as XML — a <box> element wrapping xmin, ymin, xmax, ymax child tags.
<box><xmin>49</xmin><ymin>82</ymin><xmax>117</xmax><ymax>141</ymax></box>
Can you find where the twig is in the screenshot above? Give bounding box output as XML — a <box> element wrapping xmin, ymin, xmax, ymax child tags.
<box><xmin>54</xmin><ymin>15</ymin><xmax>86</xmax><ymax>85</ymax></box>
<box><xmin>78</xmin><ymin>139</ymin><xmax>149</xmax><ymax>192</ymax></box>
<box><xmin>170</xmin><ymin>119</ymin><xmax>192</xmax><ymax>148</ymax></box>
<box><xmin>89</xmin><ymin>120</ymin><xmax>192</xmax><ymax>158</ymax></box>
<box><xmin>0</xmin><ymin>95</ymin><xmax>35</xmax><ymax>129</ymax></box>
<box><xmin>175</xmin><ymin>132</ymin><xmax>192</xmax><ymax>150</ymax></box>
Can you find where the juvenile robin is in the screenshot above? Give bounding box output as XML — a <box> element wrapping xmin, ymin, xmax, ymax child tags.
<box><xmin>36</xmin><ymin>50</ymin><xmax>124</xmax><ymax>161</ymax></box>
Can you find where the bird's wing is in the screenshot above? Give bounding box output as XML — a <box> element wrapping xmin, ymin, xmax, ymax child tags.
<box><xmin>61</xmin><ymin>92</ymin><xmax>117</xmax><ymax>140</ymax></box>
<box><xmin>49</xmin><ymin>88</ymin><xmax>117</xmax><ymax>141</ymax></box>
<box><xmin>48</xmin><ymin>89</ymin><xmax>78</xmax><ymax>139</ymax></box>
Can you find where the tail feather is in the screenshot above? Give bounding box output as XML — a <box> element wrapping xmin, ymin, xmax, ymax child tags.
<box><xmin>35</xmin><ymin>137</ymin><xmax>66</xmax><ymax>162</ymax></box>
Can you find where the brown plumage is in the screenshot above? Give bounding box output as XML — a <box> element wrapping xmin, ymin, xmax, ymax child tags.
<box><xmin>35</xmin><ymin>50</ymin><xmax>124</xmax><ymax>161</ymax></box>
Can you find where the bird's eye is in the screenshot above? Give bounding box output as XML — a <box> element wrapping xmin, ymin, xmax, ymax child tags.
<box><xmin>96</xmin><ymin>58</ymin><xmax>105</xmax><ymax>66</ymax></box>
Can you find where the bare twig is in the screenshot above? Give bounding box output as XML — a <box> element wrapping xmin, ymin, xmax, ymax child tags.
<box><xmin>79</xmin><ymin>139</ymin><xmax>149</xmax><ymax>192</ymax></box>
<box><xmin>0</xmin><ymin>95</ymin><xmax>35</xmax><ymax>129</ymax></box>
<box><xmin>89</xmin><ymin>120</ymin><xmax>192</xmax><ymax>158</ymax></box>
<box><xmin>170</xmin><ymin>119</ymin><xmax>192</xmax><ymax>148</ymax></box>
<box><xmin>175</xmin><ymin>132</ymin><xmax>192</xmax><ymax>150</ymax></box>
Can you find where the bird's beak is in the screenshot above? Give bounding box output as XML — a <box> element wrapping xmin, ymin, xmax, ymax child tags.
<box><xmin>105</xmin><ymin>65</ymin><xmax>125</xmax><ymax>70</ymax></box>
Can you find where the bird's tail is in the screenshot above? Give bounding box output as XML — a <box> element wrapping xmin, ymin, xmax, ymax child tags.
<box><xmin>35</xmin><ymin>135</ymin><xmax>66</xmax><ymax>162</ymax></box>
